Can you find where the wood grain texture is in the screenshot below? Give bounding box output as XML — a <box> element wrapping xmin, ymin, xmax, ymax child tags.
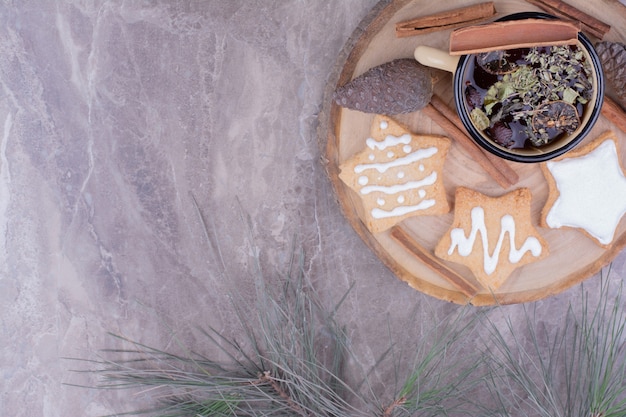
<box><xmin>602</xmin><ymin>96</ymin><xmax>626</xmax><ymax>134</ymax></box>
<box><xmin>428</xmin><ymin>94</ymin><xmax>520</xmax><ymax>186</ymax></box>
<box><xmin>395</xmin><ymin>2</ymin><xmax>496</xmax><ymax>37</ymax></box>
<box><xmin>450</xmin><ymin>19</ymin><xmax>580</xmax><ymax>55</ymax></box>
<box><xmin>390</xmin><ymin>226</ymin><xmax>481</xmax><ymax>298</ymax></box>
<box><xmin>421</xmin><ymin>103</ymin><xmax>513</xmax><ymax>188</ymax></box>
<box><xmin>320</xmin><ymin>0</ymin><xmax>626</xmax><ymax>305</ymax></box>
<box><xmin>525</xmin><ymin>0</ymin><xmax>611</xmax><ymax>39</ymax></box>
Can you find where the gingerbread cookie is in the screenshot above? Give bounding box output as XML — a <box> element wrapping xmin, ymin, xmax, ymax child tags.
<box><xmin>541</xmin><ymin>131</ymin><xmax>626</xmax><ymax>247</ymax></box>
<box><xmin>435</xmin><ymin>187</ymin><xmax>548</xmax><ymax>290</ymax></box>
<box><xmin>339</xmin><ymin>115</ymin><xmax>450</xmax><ymax>234</ymax></box>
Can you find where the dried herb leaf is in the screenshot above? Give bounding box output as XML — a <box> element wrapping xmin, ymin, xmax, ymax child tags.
<box><xmin>489</xmin><ymin>122</ymin><xmax>514</xmax><ymax>148</ymax></box>
<box><xmin>470</xmin><ymin>108</ymin><xmax>490</xmax><ymax>130</ymax></box>
<box><xmin>562</xmin><ymin>87</ymin><xmax>578</xmax><ymax>105</ymax></box>
<box><xmin>477</xmin><ymin>50</ymin><xmax>519</xmax><ymax>74</ymax></box>
<box><xmin>465</xmin><ymin>84</ymin><xmax>483</xmax><ymax>109</ymax></box>
<box><xmin>530</xmin><ymin>101</ymin><xmax>580</xmax><ymax>146</ymax></box>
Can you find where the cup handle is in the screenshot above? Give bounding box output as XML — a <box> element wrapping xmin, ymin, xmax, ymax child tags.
<box><xmin>414</xmin><ymin>46</ymin><xmax>460</xmax><ymax>73</ymax></box>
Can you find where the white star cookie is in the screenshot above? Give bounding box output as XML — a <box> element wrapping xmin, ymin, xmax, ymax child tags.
<box><xmin>541</xmin><ymin>131</ymin><xmax>626</xmax><ymax>247</ymax></box>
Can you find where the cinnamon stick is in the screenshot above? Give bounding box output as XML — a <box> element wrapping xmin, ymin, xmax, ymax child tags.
<box><xmin>429</xmin><ymin>95</ymin><xmax>520</xmax><ymax>186</ymax></box>
<box><xmin>602</xmin><ymin>95</ymin><xmax>626</xmax><ymax>134</ymax></box>
<box><xmin>390</xmin><ymin>226</ymin><xmax>481</xmax><ymax>298</ymax></box>
<box><xmin>449</xmin><ymin>19</ymin><xmax>580</xmax><ymax>55</ymax></box>
<box><xmin>395</xmin><ymin>2</ymin><xmax>496</xmax><ymax>38</ymax></box>
<box><xmin>421</xmin><ymin>99</ymin><xmax>517</xmax><ymax>188</ymax></box>
<box><xmin>525</xmin><ymin>0</ymin><xmax>611</xmax><ymax>39</ymax></box>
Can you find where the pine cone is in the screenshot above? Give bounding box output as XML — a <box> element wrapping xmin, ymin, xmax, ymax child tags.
<box><xmin>333</xmin><ymin>59</ymin><xmax>433</xmax><ymax>115</ymax></box>
<box><xmin>596</xmin><ymin>41</ymin><xmax>626</xmax><ymax>110</ymax></box>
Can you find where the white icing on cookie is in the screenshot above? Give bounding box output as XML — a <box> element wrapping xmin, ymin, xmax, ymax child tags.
<box><xmin>372</xmin><ymin>199</ymin><xmax>435</xmax><ymax>219</ymax></box>
<box><xmin>545</xmin><ymin>140</ymin><xmax>626</xmax><ymax>245</ymax></box>
<box><xmin>354</xmin><ymin>147</ymin><xmax>438</xmax><ymax>174</ymax></box>
<box><xmin>448</xmin><ymin>206</ymin><xmax>543</xmax><ymax>275</ymax></box>
<box><xmin>366</xmin><ymin>133</ymin><xmax>411</xmax><ymax>151</ymax></box>
<box><xmin>360</xmin><ymin>172</ymin><xmax>436</xmax><ymax>195</ymax></box>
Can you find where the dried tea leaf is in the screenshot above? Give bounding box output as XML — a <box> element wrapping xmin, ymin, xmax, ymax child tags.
<box><xmin>333</xmin><ymin>59</ymin><xmax>433</xmax><ymax>115</ymax></box>
<box><xmin>477</xmin><ymin>50</ymin><xmax>519</xmax><ymax>74</ymax></box>
<box><xmin>596</xmin><ymin>41</ymin><xmax>626</xmax><ymax>110</ymax></box>
<box><xmin>562</xmin><ymin>87</ymin><xmax>579</xmax><ymax>105</ymax></box>
<box><xmin>489</xmin><ymin>122</ymin><xmax>514</xmax><ymax>147</ymax></box>
<box><xmin>465</xmin><ymin>84</ymin><xmax>482</xmax><ymax>109</ymax></box>
<box><xmin>470</xmin><ymin>108</ymin><xmax>490</xmax><ymax>130</ymax></box>
<box><xmin>530</xmin><ymin>101</ymin><xmax>579</xmax><ymax>146</ymax></box>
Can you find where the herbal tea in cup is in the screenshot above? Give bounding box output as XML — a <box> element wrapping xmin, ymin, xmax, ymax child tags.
<box><xmin>463</xmin><ymin>44</ymin><xmax>595</xmax><ymax>152</ymax></box>
<box><xmin>415</xmin><ymin>12</ymin><xmax>605</xmax><ymax>162</ymax></box>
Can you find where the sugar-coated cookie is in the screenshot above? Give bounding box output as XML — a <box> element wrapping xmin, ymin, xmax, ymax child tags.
<box><xmin>435</xmin><ymin>187</ymin><xmax>548</xmax><ymax>290</ymax></box>
<box><xmin>541</xmin><ymin>131</ymin><xmax>626</xmax><ymax>247</ymax></box>
<box><xmin>339</xmin><ymin>115</ymin><xmax>450</xmax><ymax>234</ymax></box>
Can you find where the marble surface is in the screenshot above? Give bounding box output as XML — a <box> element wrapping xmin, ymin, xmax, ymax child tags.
<box><xmin>1</xmin><ymin>1</ymin><xmax>625</xmax><ymax>416</ymax></box>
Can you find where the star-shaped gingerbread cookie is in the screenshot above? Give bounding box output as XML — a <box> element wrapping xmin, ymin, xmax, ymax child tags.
<box><xmin>435</xmin><ymin>187</ymin><xmax>549</xmax><ymax>290</ymax></box>
<box><xmin>541</xmin><ymin>131</ymin><xmax>626</xmax><ymax>247</ymax></box>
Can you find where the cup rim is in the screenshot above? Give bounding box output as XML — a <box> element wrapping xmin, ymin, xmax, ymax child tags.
<box><xmin>453</xmin><ymin>12</ymin><xmax>605</xmax><ymax>163</ymax></box>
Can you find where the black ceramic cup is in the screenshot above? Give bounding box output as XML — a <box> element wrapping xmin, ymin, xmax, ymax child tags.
<box><xmin>415</xmin><ymin>12</ymin><xmax>605</xmax><ymax>163</ymax></box>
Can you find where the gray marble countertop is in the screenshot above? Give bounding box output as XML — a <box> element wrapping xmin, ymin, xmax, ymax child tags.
<box><xmin>1</xmin><ymin>2</ymin><xmax>625</xmax><ymax>416</ymax></box>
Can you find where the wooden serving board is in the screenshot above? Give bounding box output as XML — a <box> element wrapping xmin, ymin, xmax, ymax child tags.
<box><xmin>320</xmin><ymin>0</ymin><xmax>626</xmax><ymax>305</ymax></box>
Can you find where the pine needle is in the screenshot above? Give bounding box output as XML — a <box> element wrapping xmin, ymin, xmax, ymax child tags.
<box><xmin>483</xmin><ymin>269</ymin><xmax>626</xmax><ymax>417</ymax></box>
